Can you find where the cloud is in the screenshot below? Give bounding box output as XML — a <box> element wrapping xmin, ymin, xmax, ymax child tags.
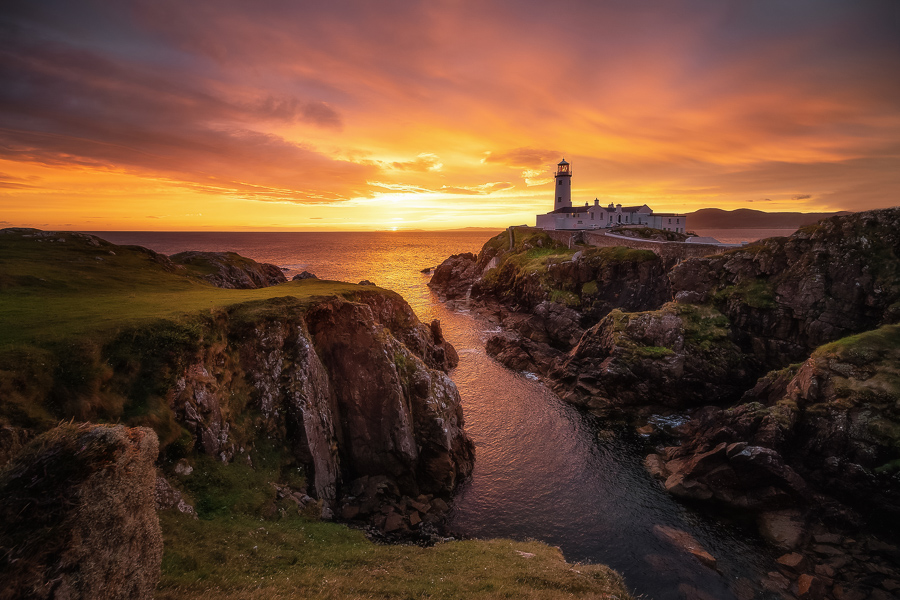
<box><xmin>2</xmin><ymin>0</ymin><xmax>899</xmax><ymax>225</ymax></box>
<box><xmin>390</xmin><ymin>153</ymin><xmax>443</xmax><ymax>172</ymax></box>
<box><xmin>252</xmin><ymin>97</ymin><xmax>343</xmax><ymax>130</ymax></box>
<box><xmin>440</xmin><ymin>182</ymin><xmax>515</xmax><ymax>195</ymax></box>
<box><xmin>483</xmin><ymin>148</ymin><xmax>562</xmax><ymax>169</ymax></box>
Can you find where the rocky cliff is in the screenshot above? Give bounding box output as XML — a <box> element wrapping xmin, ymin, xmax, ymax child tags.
<box><xmin>670</xmin><ymin>208</ymin><xmax>900</xmax><ymax>370</ymax></box>
<box><xmin>0</xmin><ymin>228</ymin><xmax>473</xmax><ymax>531</ymax></box>
<box><xmin>430</xmin><ymin>210</ymin><xmax>900</xmax><ymax>595</ymax></box>
<box><xmin>0</xmin><ymin>424</ymin><xmax>162</xmax><ymax>600</ymax></box>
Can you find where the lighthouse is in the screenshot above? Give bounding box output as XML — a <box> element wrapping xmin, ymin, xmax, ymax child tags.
<box><xmin>554</xmin><ymin>159</ymin><xmax>572</xmax><ymax>209</ymax></box>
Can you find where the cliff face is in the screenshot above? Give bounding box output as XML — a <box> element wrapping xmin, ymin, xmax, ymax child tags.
<box><xmin>647</xmin><ymin>325</ymin><xmax>900</xmax><ymax>520</ymax></box>
<box><xmin>670</xmin><ymin>208</ymin><xmax>900</xmax><ymax>368</ymax></box>
<box><xmin>550</xmin><ymin>303</ymin><xmax>751</xmax><ymax>410</ymax></box>
<box><xmin>132</xmin><ymin>292</ymin><xmax>473</xmax><ymax>515</ymax></box>
<box><xmin>0</xmin><ymin>424</ymin><xmax>162</xmax><ymax>600</ymax></box>
<box><xmin>0</xmin><ymin>229</ymin><xmax>473</xmax><ymax>529</ymax></box>
<box><xmin>443</xmin><ymin>211</ymin><xmax>900</xmax><ymax>415</ymax></box>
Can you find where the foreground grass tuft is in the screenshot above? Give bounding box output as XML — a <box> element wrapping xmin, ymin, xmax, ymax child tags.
<box><xmin>157</xmin><ymin>512</ymin><xmax>632</xmax><ymax>600</ymax></box>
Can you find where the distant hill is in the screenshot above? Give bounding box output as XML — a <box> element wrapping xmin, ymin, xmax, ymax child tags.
<box><xmin>686</xmin><ymin>208</ymin><xmax>850</xmax><ymax>229</ymax></box>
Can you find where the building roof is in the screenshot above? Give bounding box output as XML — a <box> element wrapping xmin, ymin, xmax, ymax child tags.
<box><xmin>549</xmin><ymin>205</ymin><xmax>589</xmax><ymax>214</ymax></box>
<box><xmin>558</xmin><ymin>158</ymin><xmax>569</xmax><ymax>165</ymax></box>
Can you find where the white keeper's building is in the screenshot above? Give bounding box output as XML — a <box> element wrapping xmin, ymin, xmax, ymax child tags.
<box><xmin>535</xmin><ymin>159</ymin><xmax>687</xmax><ymax>233</ymax></box>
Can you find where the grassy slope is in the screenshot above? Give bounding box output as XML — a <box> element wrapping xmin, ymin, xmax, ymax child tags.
<box><xmin>158</xmin><ymin>512</ymin><xmax>630</xmax><ymax>600</ymax></box>
<box><xmin>0</xmin><ymin>230</ymin><xmax>633</xmax><ymax>600</ymax></box>
<box><xmin>0</xmin><ymin>231</ymin><xmax>364</xmax><ymax>348</ymax></box>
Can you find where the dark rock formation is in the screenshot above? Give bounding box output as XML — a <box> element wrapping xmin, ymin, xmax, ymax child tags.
<box><xmin>549</xmin><ymin>303</ymin><xmax>752</xmax><ymax>411</ymax></box>
<box><xmin>0</xmin><ymin>424</ymin><xmax>162</xmax><ymax>600</ymax></box>
<box><xmin>170</xmin><ymin>251</ymin><xmax>287</xmax><ymax>289</ymax></box>
<box><xmin>670</xmin><ymin>208</ymin><xmax>900</xmax><ymax>369</ymax></box>
<box><xmin>162</xmin><ymin>292</ymin><xmax>473</xmax><ymax>521</ymax></box>
<box><xmin>428</xmin><ymin>252</ymin><xmax>478</xmax><ymax>299</ymax></box>
<box><xmin>647</xmin><ymin>324</ymin><xmax>900</xmax><ymax>521</ymax></box>
<box><xmin>292</xmin><ymin>271</ymin><xmax>318</xmax><ymax>280</ymax></box>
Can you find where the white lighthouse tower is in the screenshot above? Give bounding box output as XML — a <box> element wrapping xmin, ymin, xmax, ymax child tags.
<box><xmin>554</xmin><ymin>158</ymin><xmax>572</xmax><ymax>209</ymax></box>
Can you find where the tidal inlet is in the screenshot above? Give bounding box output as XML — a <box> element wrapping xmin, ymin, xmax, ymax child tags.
<box><xmin>1</xmin><ymin>2</ymin><xmax>899</xmax><ymax>599</ymax></box>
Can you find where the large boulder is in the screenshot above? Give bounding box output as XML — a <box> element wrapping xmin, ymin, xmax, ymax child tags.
<box><xmin>550</xmin><ymin>303</ymin><xmax>751</xmax><ymax>410</ymax></box>
<box><xmin>428</xmin><ymin>252</ymin><xmax>479</xmax><ymax>300</ymax></box>
<box><xmin>0</xmin><ymin>424</ymin><xmax>162</xmax><ymax>600</ymax></box>
<box><xmin>170</xmin><ymin>251</ymin><xmax>287</xmax><ymax>289</ymax></box>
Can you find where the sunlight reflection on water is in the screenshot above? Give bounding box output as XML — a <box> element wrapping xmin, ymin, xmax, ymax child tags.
<box><xmin>95</xmin><ymin>231</ymin><xmax>781</xmax><ymax>600</ymax></box>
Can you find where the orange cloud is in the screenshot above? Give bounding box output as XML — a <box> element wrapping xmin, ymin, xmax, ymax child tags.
<box><xmin>0</xmin><ymin>0</ymin><xmax>898</xmax><ymax>230</ymax></box>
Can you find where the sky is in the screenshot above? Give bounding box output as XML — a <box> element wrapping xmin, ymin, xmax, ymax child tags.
<box><xmin>1</xmin><ymin>0</ymin><xmax>899</xmax><ymax>231</ymax></box>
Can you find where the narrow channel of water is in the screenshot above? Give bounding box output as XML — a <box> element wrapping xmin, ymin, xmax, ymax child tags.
<box><xmin>423</xmin><ymin>291</ymin><xmax>778</xmax><ymax>600</ymax></box>
<box><xmin>94</xmin><ymin>231</ymin><xmax>781</xmax><ymax>599</ymax></box>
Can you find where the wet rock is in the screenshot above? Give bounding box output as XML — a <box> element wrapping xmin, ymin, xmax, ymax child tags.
<box><xmin>758</xmin><ymin>510</ymin><xmax>807</xmax><ymax>549</ymax></box>
<box><xmin>643</xmin><ymin>453</ymin><xmax>669</xmax><ymax>479</ymax></box>
<box><xmin>797</xmin><ymin>574</ymin><xmax>826</xmax><ymax>599</ymax></box>
<box><xmin>776</xmin><ymin>552</ymin><xmax>808</xmax><ymax>573</ymax></box>
<box><xmin>652</xmin><ymin>525</ymin><xmax>718</xmax><ymax>570</ymax></box>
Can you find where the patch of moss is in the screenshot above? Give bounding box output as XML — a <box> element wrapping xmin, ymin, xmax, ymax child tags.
<box><xmin>581</xmin><ymin>280</ymin><xmax>599</xmax><ymax>296</ymax></box>
<box><xmin>713</xmin><ymin>278</ymin><xmax>776</xmax><ymax>310</ymax></box>
<box><xmin>817</xmin><ymin>325</ymin><xmax>900</xmax><ymax>366</ymax></box>
<box><xmin>550</xmin><ymin>289</ymin><xmax>581</xmax><ymax>307</ymax></box>
<box><xmin>676</xmin><ymin>304</ymin><xmax>732</xmax><ymax>352</ymax></box>
<box><xmin>634</xmin><ymin>346</ymin><xmax>675</xmax><ymax>359</ymax></box>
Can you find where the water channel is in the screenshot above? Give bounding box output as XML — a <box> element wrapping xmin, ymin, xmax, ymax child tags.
<box><xmin>97</xmin><ymin>231</ymin><xmax>781</xmax><ymax>599</ymax></box>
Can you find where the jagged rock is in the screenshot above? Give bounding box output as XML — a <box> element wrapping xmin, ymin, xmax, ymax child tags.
<box><xmin>552</xmin><ymin>303</ymin><xmax>750</xmax><ymax>409</ymax></box>
<box><xmin>170</xmin><ymin>251</ymin><xmax>287</xmax><ymax>288</ymax></box>
<box><xmin>0</xmin><ymin>424</ymin><xmax>162</xmax><ymax>600</ymax></box>
<box><xmin>292</xmin><ymin>271</ymin><xmax>318</xmax><ymax>280</ymax></box>
<box><xmin>758</xmin><ymin>510</ymin><xmax>807</xmax><ymax>549</ymax></box>
<box><xmin>358</xmin><ymin>279</ymin><xmax>375</xmax><ymax>286</ymax></box>
<box><xmin>428</xmin><ymin>252</ymin><xmax>478</xmax><ymax>300</ymax></box>
<box><xmin>669</xmin><ymin>208</ymin><xmax>900</xmax><ymax>369</ymax></box>
<box><xmin>155</xmin><ymin>475</ymin><xmax>197</xmax><ymax>518</ymax></box>
<box><xmin>306</xmin><ymin>297</ymin><xmax>474</xmax><ymax>497</ymax></box>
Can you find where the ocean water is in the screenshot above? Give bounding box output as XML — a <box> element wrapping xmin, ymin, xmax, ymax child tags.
<box><xmin>93</xmin><ymin>230</ymin><xmax>785</xmax><ymax>600</ymax></box>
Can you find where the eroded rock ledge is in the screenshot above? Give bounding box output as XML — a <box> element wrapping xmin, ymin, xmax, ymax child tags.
<box><xmin>430</xmin><ymin>210</ymin><xmax>900</xmax><ymax>596</ymax></box>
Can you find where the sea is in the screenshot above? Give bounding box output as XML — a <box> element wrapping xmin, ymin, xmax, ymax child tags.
<box><xmin>93</xmin><ymin>228</ymin><xmax>798</xmax><ymax>600</ymax></box>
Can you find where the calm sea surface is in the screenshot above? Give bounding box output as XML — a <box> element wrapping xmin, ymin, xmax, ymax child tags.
<box><xmin>93</xmin><ymin>230</ymin><xmax>790</xmax><ymax>600</ymax></box>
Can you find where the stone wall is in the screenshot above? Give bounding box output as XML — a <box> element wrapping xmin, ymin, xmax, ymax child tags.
<box><xmin>514</xmin><ymin>226</ymin><xmax>729</xmax><ymax>268</ymax></box>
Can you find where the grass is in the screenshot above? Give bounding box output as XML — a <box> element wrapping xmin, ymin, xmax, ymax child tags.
<box><xmin>712</xmin><ymin>278</ymin><xmax>776</xmax><ymax>310</ymax></box>
<box><xmin>156</xmin><ymin>439</ymin><xmax>633</xmax><ymax>599</ymax></box>
<box><xmin>157</xmin><ymin>512</ymin><xmax>631</xmax><ymax>600</ymax></box>
<box><xmin>677</xmin><ymin>304</ymin><xmax>732</xmax><ymax>352</ymax></box>
<box><xmin>0</xmin><ymin>230</ymin><xmax>382</xmax><ymax>348</ymax></box>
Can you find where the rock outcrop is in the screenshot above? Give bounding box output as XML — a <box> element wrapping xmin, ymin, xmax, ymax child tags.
<box><xmin>170</xmin><ymin>250</ymin><xmax>287</xmax><ymax>289</ymax></box>
<box><xmin>428</xmin><ymin>252</ymin><xmax>479</xmax><ymax>300</ymax></box>
<box><xmin>0</xmin><ymin>424</ymin><xmax>162</xmax><ymax>600</ymax></box>
<box><xmin>160</xmin><ymin>292</ymin><xmax>473</xmax><ymax>518</ymax></box>
<box><xmin>550</xmin><ymin>303</ymin><xmax>751</xmax><ymax>411</ymax></box>
<box><xmin>670</xmin><ymin>208</ymin><xmax>900</xmax><ymax>369</ymax></box>
<box><xmin>647</xmin><ymin>324</ymin><xmax>900</xmax><ymax>521</ymax></box>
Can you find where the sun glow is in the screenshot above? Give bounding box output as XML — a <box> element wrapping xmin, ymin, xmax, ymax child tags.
<box><xmin>1</xmin><ymin>2</ymin><xmax>898</xmax><ymax>231</ymax></box>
